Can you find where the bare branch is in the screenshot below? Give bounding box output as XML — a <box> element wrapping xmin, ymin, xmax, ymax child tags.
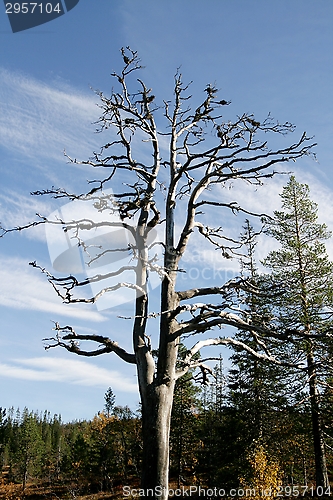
<box><xmin>44</xmin><ymin>322</ymin><xmax>136</xmax><ymax>364</ymax></box>
<box><xmin>175</xmin><ymin>336</ymin><xmax>304</xmax><ymax>380</ymax></box>
<box><xmin>176</xmin><ymin>278</ymin><xmax>251</xmax><ymax>301</ymax></box>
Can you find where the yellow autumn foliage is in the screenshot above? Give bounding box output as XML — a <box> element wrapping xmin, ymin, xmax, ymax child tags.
<box><xmin>91</xmin><ymin>411</ymin><xmax>115</xmax><ymax>432</ymax></box>
<box><xmin>240</xmin><ymin>443</ymin><xmax>282</xmax><ymax>498</ymax></box>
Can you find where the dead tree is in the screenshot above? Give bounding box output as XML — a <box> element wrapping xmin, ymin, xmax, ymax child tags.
<box><xmin>1</xmin><ymin>48</ymin><xmax>316</xmax><ymax>498</ymax></box>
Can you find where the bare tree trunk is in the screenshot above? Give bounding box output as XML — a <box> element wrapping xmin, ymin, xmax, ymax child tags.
<box><xmin>307</xmin><ymin>350</ymin><xmax>329</xmax><ymax>488</ymax></box>
<box><xmin>22</xmin><ymin>462</ymin><xmax>28</xmax><ymax>496</ymax></box>
<box><xmin>137</xmin><ymin>245</ymin><xmax>179</xmax><ymax>499</ymax></box>
<box><xmin>140</xmin><ymin>381</ymin><xmax>175</xmax><ymax>499</ymax></box>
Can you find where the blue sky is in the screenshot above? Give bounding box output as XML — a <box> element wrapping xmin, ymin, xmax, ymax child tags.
<box><xmin>0</xmin><ymin>1</ymin><xmax>332</xmax><ymax>422</ymax></box>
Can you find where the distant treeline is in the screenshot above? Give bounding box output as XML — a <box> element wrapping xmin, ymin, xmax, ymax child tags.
<box><xmin>1</xmin><ymin>363</ymin><xmax>333</xmax><ymax>498</ymax></box>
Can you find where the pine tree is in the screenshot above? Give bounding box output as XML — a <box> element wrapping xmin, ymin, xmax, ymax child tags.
<box><xmin>197</xmin><ymin>359</ymin><xmax>233</xmax><ymax>488</ymax></box>
<box><xmin>15</xmin><ymin>409</ymin><xmax>44</xmax><ymax>493</ymax></box>
<box><xmin>262</xmin><ymin>176</ymin><xmax>333</xmax><ymax>488</ymax></box>
<box><xmin>225</xmin><ymin>221</ymin><xmax>288</xmax><ymax>485</ymax></box>
<box><xmin>104</xmin><ymin>387</ymin><xmax>116</xmax><ymax>417</ymax></box>
<box><xmin>0</xmin><ymin>408</ymin><xmax>7</xmax><ymax>459</ymax></box>
<box><xmin>232</xmin><ymin>223</ymin><xmax>280</xmax><ymax>427</ymax></box>
<box><xmin>169</xmin><ymin>344</ymin><xmax>201</xmax><ymax>486</ymax></box>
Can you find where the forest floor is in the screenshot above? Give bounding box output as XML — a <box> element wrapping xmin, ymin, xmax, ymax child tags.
<box><xmin>0</xmin><ymin>479</ymin><xmax>123</xmax><ymax>499</ymax></box>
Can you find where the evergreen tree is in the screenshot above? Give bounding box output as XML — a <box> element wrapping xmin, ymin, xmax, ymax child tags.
<box><xmin>262</xmin><ymin>176</ymin><xmax>333</xmax><ymax>488</ymax></box>
<box><xmin>15</xmin><ymin>409</ymin><xmax>44</xmax><ymax>493</ymax></box>
<box><xmin>230</xmin><ymin>221</ymin><xmax>288</xmax><ymax>439</ymax></box>
<box><xmin>165</xmin><ymin>344</ymin><xmax>201</xmax><ymax>485</ymax></box>
<box><xmin>170</xmin><ymin>355</ymin><xmax>201</xmax><ymax>486</ymax></box>
<box><xmin>104</xmin><ymin>387</ymin><xmax>116</xmax><ymax>417</ymax></box>
<box><xmin>197</xmin><ymin>359</ymin><xmax>235</xmax><ymax>488</ymax></box>
<box><xmin>223</xmin><ymin>221</ymin><xmax>288</xmax><ymax>485</ymax></box>
<box><xmin>0</xmin><ymin>407</ymin><xmax>8</xmax><ymax>470</ymax></box>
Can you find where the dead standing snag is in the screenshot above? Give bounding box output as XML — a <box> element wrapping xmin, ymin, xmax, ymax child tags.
<box><xmin>1</xmin><ymin>47</ymin><xmax>316</xmax><ymax>498</ymax></box>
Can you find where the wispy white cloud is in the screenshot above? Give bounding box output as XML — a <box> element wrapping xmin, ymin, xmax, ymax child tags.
<box><xmin>0</xmin><ymin>357</ymin><xmax>137</xmax><ymax>392</ymax></box>
<box><xmin>176</xmin><ymin>169</ymin><xmax>333</xmax><ymax>273</ymax></box>
<box><xmin>173</xmin><ymin>176</ymin><xmax>283</xmax><ymax>274</ymax></box>
<box><xmin>0</xmin><ymin>191</ymin><xmax>53</xmax><ymax>242</ymax></box>
<box><xmin>220</xmin><ymin>169</ymin><xmax>333</xmax><ymax>260</ymax></box>
<box><xmin>0</xmin><ymin>67</ymin><xmax>100</xmax><ymax>164</ymax></box>
<box><xmin>0</xmin><ymin>254</ymin><xmax>106</xmax><ymax>321</ymax></box>
<box><xmin>2</xmin><ymin>69</ymin><xmax>333</xmax><ymax>291</ymax></box>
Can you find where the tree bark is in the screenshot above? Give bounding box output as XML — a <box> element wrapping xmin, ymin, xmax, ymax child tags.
<box><xmin>137</xmin><ymin>226</ymin><xmax>180</xmax><ymax>497</ymax></box>
<box><xmin>307</xmin><ymin>350</ymin><xmax>329</xmax><ymax>489</ymax></box>
<box><xmin>140</xmin><ymin>381</ymin><xmax>175</xmax><ymax>499</ymax></box>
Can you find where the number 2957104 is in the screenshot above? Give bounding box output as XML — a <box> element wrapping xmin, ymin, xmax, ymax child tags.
<box><xmin>5</xmin><ymin>3</ymin><xmax>62</xmax><ymax>14</ymax></box>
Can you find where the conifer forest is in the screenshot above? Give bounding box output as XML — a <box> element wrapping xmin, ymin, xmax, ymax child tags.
<box><xmin>2</xmin><ymin>183</ymin><xmax>333</xmax><ymax>500</ymax></box>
